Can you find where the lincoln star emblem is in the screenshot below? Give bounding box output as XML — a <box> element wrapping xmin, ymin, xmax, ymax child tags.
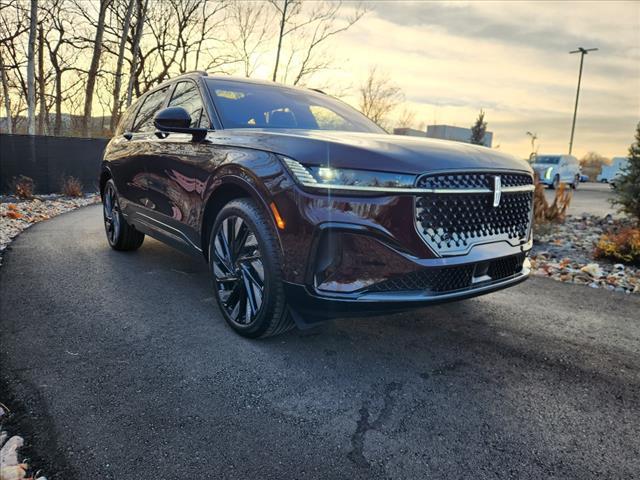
<box><xmin>493</xmin><ymin>175</ymin><xmax>502</xmax><ymax>207</ymax></box>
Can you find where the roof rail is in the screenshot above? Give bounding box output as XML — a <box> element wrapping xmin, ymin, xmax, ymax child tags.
<box><xmin>309</xmin><ymin>88</ymin><xmax>326</xmax><ymax>94</ymax></box>
<box><xmin>179</xmin><ymin>70</ymin><xmax>208</xmax><ymax>77</ymax></box>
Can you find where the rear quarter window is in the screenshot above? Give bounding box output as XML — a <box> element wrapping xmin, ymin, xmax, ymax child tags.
<box><xmin>114</xmin><ymin>103</ymin><xmax>139</xmax><ymax>136</ymax></box>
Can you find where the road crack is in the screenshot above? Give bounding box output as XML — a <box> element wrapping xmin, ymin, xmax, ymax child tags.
<box><xmin>347</xmin><ymin>381</ymin><xmax>402</xmax><ymax>470</ymax></box>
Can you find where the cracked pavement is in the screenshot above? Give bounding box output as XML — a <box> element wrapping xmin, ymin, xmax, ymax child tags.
<box><xmin>0</xmin><ymin>205</ymin><xmax>639</xmax><ymax>479</ymax></box>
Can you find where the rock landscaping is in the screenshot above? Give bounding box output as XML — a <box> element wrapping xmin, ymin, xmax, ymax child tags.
<box><xmin>531</xmin><ymin>214</ymin><xmax>640</xmax><ymax>294</ymax></box>
<box><xmin>0</xmin><ymin>194</ymin><xmax>99</xmax><ymax>266</ymax></box>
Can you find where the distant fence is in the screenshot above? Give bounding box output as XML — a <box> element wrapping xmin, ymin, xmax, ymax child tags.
<box><xmin>0</xmin><ymin>134</ymin><xmax>108</xmax><ymax>194</ymax></box>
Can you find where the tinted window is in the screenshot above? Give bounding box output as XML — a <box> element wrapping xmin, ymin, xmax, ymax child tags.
<box><xmin>114</xmin><ymin>103</ymin><xmax>137</xmax><ymax>136</ymax></box>
<box><xmin>534</xmin><ymin>156</ymin><xmax>560</xmax><ymax>165</ymax></box>
<box><xmin>168</xmin><ymin>81</ymin><xmax>208</xmax><ymax>128</ymax></box>
<box><xmin>205</xmin><ymin>79</ymin><xmax>385</xmax><ymax>133</ymax></box>
<box><xmin>132</xmin><ymin>87</ymin><xmax>169</xmax><ymax>132</ymax></box>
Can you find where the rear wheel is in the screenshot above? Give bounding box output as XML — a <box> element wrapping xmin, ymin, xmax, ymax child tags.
<box><xmin>572</xmin><ymin>174</ymin><xmax>580</xmax><ymax>189</ymax></box>
<box><xmin>102</xmin><ymin>179</ymin><xmax>145</xmax><ymax>251</ymax></box>
<box><xmin>209</xmin><ymin>198</ymin><xmax>293</xmax><ymax>338</ymax></box>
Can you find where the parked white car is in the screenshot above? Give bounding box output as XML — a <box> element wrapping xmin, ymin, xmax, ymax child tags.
<box><xmin>532</xmin><ymin>154</ymin><xmax>581</xmax><ymax>189</ymax></box>
<box><xmin>597</xmin><ymin>157</ymin><xmax>628</xmax><ymax>188</ymax></box>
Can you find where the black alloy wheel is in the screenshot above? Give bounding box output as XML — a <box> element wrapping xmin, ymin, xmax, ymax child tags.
<box><xmin>102</xmin><ymin>179</ymin><xmax>145</xmax><ymax>251</ymax></box>
<box><xmin>212</xmin><ymin>215</ymin><xmax>265</xmax><ymax>326</ymax></box>
<box><xmin>209</xmin><ymin>198</ymin><xmax>293</xmax><ymax>338</ymax></box>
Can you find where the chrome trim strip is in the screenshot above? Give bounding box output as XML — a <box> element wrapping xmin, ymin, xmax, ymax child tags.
<box><xmin>300</xmin><ymin>183</ymin><xmax>535</xmax><ymax>194</ymax></box>
<box><xmin>135</xmin><ymin>212</ymin><xmax>202</xmax><ymax>252</ymax></box>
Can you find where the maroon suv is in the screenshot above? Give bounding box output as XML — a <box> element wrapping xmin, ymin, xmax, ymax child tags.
<box><xmin>101</xmin><ymin>72</ymin><xmax>534</xmax><ymax>338</ymax></box>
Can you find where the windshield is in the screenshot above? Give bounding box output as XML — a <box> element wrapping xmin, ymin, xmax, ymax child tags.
<box><xmin>205</xmin><ymin>79</ymin><xmax>385</xmax><ymax>134</ymax></box>
<box><xmin>534</xmin><ymin>156</ymin><xmax>560</xmax><ymax>165</ymax></box>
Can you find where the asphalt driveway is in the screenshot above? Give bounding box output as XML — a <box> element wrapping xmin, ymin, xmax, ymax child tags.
<box><xmin>1</xmin><ymin>205</ymin><xmax>638</xmax><ymax>479</ymax></box>
<box><xmin>543</xmin><ymin>182</ymin><xmax>617</xmax><ymax>217</ymax></box>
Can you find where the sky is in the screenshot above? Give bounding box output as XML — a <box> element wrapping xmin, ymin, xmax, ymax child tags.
<box><xmin>305</xmin><ymin>1</ymin><xmax>640</xmax><ymax>160</ymax></box>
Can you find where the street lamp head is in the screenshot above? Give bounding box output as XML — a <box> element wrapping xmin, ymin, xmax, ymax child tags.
<box><xmin>570</xmin><ymin>47</ymin><xmax>599</xmax><ymax>54</ymax></box>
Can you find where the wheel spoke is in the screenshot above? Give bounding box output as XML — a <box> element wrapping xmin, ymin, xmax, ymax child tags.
<box><xmin>213</xmin><ymin>214</ymin><xmax>266</xmax><ymax>326</ymax></box>
<box><xmin>232</xmin><ymin>220</ymin><xmax>250</xmax><ymax>261</ymax></box>
<box><xmin>240</xmin><ymin>266</ymin><xmax>259</xmax><ymax>316</ymax></box>
<box><xmin>213</xmin><ymin>244</ymin><xmax>234</xmax><ymax>276</ymax></box>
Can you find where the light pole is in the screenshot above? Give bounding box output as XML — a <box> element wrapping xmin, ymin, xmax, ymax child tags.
<box><xmin>568</xmin><ymin>47</ymin><xmax>598</xmax><ymax>155</ymax></box>
<box><xmin>526</xmin><ymin>131</ymin><xmax>538</xmax><ymax>161</ymax></box>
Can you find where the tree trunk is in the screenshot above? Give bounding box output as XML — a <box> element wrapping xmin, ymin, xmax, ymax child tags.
<box><xmin>126</xmin><ymin>0</ymin><xmax>148</xmax><ymax>107</ymax></box>
<box><xmin>272</xmin><ymin>0</ymin><xmax>288</xmax><ymax>82</ymax></box>
<box><xmin>82</xmin><ymin>0</ymin><xmax>111</xmax><ymax>137</ymax></box>
<box><xmin>26</xmin><ymin>0</ymin><xmax>38</xmax><ymax>135</ymax></box>
<box><xmin>54</xmin><ymin>70</ymin><xmax>62</xmax><ymax>135</ymax></box>
<box><xmin>37</xmin><ymin>24</ymin><xmax>46</xmax><ymax>135</ymax></box>
<box><xmin>0</xmin><ymin>52</ymin><xmax>12</xmax><ymax>134</ymax></box>
<box><xmin>110</xmin><ymin>0</ymin><xmax>135</xmax><ymax>132</ymax></box>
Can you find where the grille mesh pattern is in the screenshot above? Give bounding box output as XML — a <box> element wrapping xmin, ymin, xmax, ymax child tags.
<box><xmin>367</xmin><ymin>254</ymin><xmax>525</xmax><ymax>294</ymax></box>
<box><xmin>418</xmin><ymin>172</ymin><xmax>532</xmax><ymax>190</ymax></box>
<box><xmin>415</xmin><ymin>173</ymin><xmax>533</xmax><ymax>256</ymax></box>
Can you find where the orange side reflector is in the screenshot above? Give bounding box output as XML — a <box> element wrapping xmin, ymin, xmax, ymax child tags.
<box><xmin>270</xmin><ymin>202</ymin><xmax>286</xmax><ymax>230</ymax></box>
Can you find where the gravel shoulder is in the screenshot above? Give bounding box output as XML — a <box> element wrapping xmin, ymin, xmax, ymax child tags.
<box><xmin>1</xmin><ymin>205</ymin><xmax>639</xmax><ymax>479</ymax></box>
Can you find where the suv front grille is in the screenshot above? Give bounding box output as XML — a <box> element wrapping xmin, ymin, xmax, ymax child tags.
<box><xmin>366</xmin><ymin>254</ymin><xmax>525</xmax><ymax>294</ymax></box>
<box><xmin>415</xmin><ymin>172</ymin><xmax>533</xmax><ymax>256</ymax></box>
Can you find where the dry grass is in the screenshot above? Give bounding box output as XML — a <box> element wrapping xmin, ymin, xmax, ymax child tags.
<box><xmin>61</xmin><ymin>176</ymin><xmax>84</xmax><ymax>197</ymax></box>
<box><xmin>533</xmin><ymin>178</ymin><xmax>573</xmax><ymax>225</ymax></box>
<box><xmin>9</xmin><ymin>175</ymin><xmax>35</xmax><ymax>199</ymax></box>
<box><xmin>595</xmin><ymin>227</ymin><xmax>640</xmax><ymax>266</ymax></box>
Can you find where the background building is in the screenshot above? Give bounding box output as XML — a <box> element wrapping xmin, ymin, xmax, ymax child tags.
<box><xmin>425</xmin><ymin>124</ymin><xmax>493</xmax><ymax>147</ymax></box>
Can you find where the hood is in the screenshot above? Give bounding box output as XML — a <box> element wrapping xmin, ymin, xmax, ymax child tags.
<box><xmin>208</xmin><ymin>129</ymin><xmax>532</xmax><ymax>175</ymax></box>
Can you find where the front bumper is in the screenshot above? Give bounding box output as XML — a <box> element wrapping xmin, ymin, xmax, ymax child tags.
<box><xmin>285</xmin><ymin>259</ymin><xmax>530</xmax><ymax>326</ymax></box>
<box><xmin>271</xmin><ymin>183</ymin><xmax>533</xmax><ymax>325</ymax></box>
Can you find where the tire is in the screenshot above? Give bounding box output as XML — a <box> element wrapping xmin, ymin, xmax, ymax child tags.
<box><xmin>102</xmin><ymin>179</ymin><xmax>145</xmax><ymax>251</ymax></box>
<box><xmin>551</xmin><ymin>175</ymin><xmax>560</xmax><ymax>190</ymax></box>
<box><xmin>209</xmin><ymin>198</ymin><xmax>293</xmax><ymax>338</ymax></box>
<box><xmin>572</xmin><ymin>174</ymin><xmax>580</xmax><ymax>190</ymax></box>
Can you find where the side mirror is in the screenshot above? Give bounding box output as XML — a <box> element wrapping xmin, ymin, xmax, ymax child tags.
<box><xmin>154</xmin><ymin>106</ymin><xmax>207</xmax><ymax>141</ymax></box>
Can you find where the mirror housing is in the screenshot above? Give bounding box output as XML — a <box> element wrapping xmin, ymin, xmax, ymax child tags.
<box><xmin>154</xmin><ymin>106</ymin><xmax>207</xmax><ymax>141</ymax></box>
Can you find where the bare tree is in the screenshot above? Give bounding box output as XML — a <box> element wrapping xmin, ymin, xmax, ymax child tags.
<box><xmin>81</xmin><ymin>0</ymin><xmax>112</xmax><ymax>137</ymax></box>
<box><xmin>269</xmin><ymin>0</ymin><xmax>366</xmax><ymax>85</ymax></box>
<box><xmin>228</xmin><ymin>1</ymin><xmax>272</xmax><ymax>77</ymax></box>
<box><xmin>109</xmin><ymin>0</ymin><xmax>135</xmax><ymax>131</ymax></box>
<box><xmin>0</xmin><ymin>51</ymin><xmax>11</xmax><ymax>133</ymax></box>
<box><xmin>26</xmin><ymin>0</ymin><xmax>37</xmax><ymax>134</ymax></box>
<box><xmin>42</xmin><ymin>0</ymin><xmax>84</xmax><ymax>135</ymax></box>
<box><xmin>0</xmin><ymin>0</ymin><xmax>28</xmax><ymax>133</ymax></box>
<box><xmin>126</xmin><ymin>0</ymin><xmax>148</xmax><ymax>106</ymax></box>
<box><xmin>396</xmin><ymin>106</ymin><xmax>417</xmax><ymax>130</ymax></box>
<box><xmin>37</xmin><ymin>22</ymin><xmax>48</xmax><ymax>134</ymax></box>
<box><xmin>358</xmin><ymin>66</ymin><xmax>404</xmax><ymax>128</ymax></box>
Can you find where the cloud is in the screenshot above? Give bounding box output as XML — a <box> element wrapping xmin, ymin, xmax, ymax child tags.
<box><xmin>317</xmin><ymin>1</ymin><xmax>640</xmax><ymax>159</ymax></box>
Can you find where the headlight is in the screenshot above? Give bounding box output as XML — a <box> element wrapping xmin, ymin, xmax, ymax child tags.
<box><xmin>545</xmin><ymin>167</ymin><xmax>553</xmax><ymax>179</ymax></box>
<box><xmin>281</xmin><ymin>157</ymin><xmax>417</xmax><ymax>193</ymax></box>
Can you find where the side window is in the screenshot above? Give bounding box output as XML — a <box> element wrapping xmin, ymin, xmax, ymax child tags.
<box><xmin>168</xmin><ymin>81</ymin><xmax>209</xmax><ymax>128</ymax></box>
<box><xmin>115</xmin><ymin>103</ymin><xmax>138</xmax><ymax>136</ymax></box>
<box><xmin>132</xmin><ymin>87</ymin><xmax>169</xmax><ymax>133</ymax></box>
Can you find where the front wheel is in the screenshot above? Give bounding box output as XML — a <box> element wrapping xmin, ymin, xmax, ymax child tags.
<box><xmin>551</xmin><ymin>175</ymin><xmax>560</xmax><ymax>190</ymax></box>
<box><xmin>209</xmin><ymin>198</ymin><xmax>293</xmax><ymax>338</ymax></box>
<box><xmin>102</xmin><ymin>179</ymin><xmax>145</xmax><ymax>251</ymax></box>
<box><xmin>572</xmin><ymin>174</ymin><xmax>580</xmax><ymax>190</ymax></box>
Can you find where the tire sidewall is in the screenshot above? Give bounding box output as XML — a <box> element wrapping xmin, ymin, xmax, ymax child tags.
<box><xmin>209</xmin><ymin>200</ymin><xmax>283</xmax><ymax>337</ymax></box>
<box><xmin>103</xmin><ymin>179</ymin><xmax>122</xmax><ymax>248</ymax></box>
